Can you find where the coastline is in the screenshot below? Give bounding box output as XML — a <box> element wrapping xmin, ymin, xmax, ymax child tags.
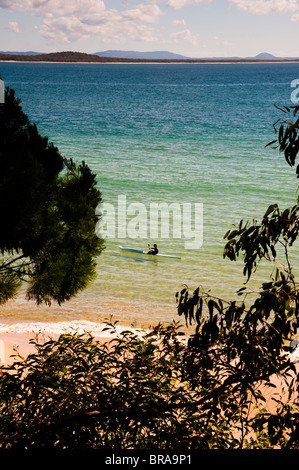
<box><xmin>2</xmin><ymin>49</ymin><xmax>299</xmax><ymax>64</ymax></box>
<box><xmin>2</xmin><ymin>59</ymin><xmax>299</xmax><ymax>65</ymax></box>
<box><xmin>1</xmin><ymin>332</ymin><xmax>41</xmax><ymax>364</ymax></box>
<box><xmin>0</xmin><ymin>332</ymin><xmax>116</xmax><ymax>365</ymax></box>
<box><xmin>0</xmin><ymin>321</ymin><xmax>150</xmax><ymax>365</ymax></box>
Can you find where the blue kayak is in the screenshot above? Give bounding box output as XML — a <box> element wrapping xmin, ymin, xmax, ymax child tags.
<box><xmin>119</xmin><ymin>245</ymin><xmax>181</xmax><ymax>259</ymax></box>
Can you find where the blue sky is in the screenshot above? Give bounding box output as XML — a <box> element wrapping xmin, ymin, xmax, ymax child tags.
<box><xmin>1</xmin><ymin>0</ymin><xmax>299</xmax><ymax>57</ymax></box>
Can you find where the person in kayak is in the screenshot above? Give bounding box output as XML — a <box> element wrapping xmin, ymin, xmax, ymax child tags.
<box><xmin>147</xmin><ymin>243</ymin><xmax>158</xmax><ymax>255</ymax></box>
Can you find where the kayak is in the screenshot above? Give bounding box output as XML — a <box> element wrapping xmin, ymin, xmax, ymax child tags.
<box><xmin>119</xmin><ymin>245</ymin><xmax>181</xmax><ymax>259</ymax></box>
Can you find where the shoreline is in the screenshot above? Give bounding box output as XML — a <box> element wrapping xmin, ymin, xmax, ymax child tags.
<box><xmin>2</xmin><ymin>60</ymin><xmax>299</xmax><ymax>65</ymax></box>
<box><xmin>0</xmin><ymin>331</ymin><xmax>114</xmax><ymax>365</ymax></box>
<box><xmin>2</xmin><ymin>49</ymin><xmax>299</xmax><ymax>65</ymax></box>
<box><xmin>1</xmin><ymin>312</ymin><xmax>298</xmax><ymax>365</ymax></box>
<box><xmin>0</xmin><ymin>321</ymin><xmax>151</xmax><ymax>365</ymax></box>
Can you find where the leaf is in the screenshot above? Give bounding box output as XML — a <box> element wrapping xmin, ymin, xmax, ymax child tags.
<box><xmin>265</xmin><ymin>139</ymin><xmax>278</xmax><ymax>148</ymax></box>
<box><xmin>278</xmin><ymin>125</ymin><xmax>284</xmax><ymax>144</ymax></box>
<box><xmin>264</xmin><ymin>204</ymin><xmax>278</xmax><ymax>218</ymax></box>
<box><xmin>223</xmin><ymin>229</ymin><xmax>231</xmax><ymax>239</ymax></box>
<box><xmin>262</xmin><ymin>282</ymin><xmax>273</xmax><ymax>290</ymax></box>
<box><xmin>274</xmin><ymin>104</ymin><xmax>288</xmax><ymax>113</ymax></box>
<box><xmin>226</xmin><ymin>229</ymin><xmax>239</xmax><ymax>240</ymax></box>
<box><xmin>195</xmin><ymin>297</ymin><xmax>203</xmax><ymax>324</ymax></box>
<box><xmin>237</xmin><ymin>286</ymin><xmax>246</xmax><ymax>295</ymax></box>
<box><xmin>270</xmin><ymin>245</ymin><xmax>276</xmax><ymax>258</ymax></box>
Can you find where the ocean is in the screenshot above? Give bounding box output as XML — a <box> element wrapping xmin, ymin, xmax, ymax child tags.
<box><xmin>1</xmin><ymin>61</ymin><xmax>299</xmax><ymax>336</ymax></box>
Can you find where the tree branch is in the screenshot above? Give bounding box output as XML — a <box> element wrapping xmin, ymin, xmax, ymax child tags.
<box><xmin>0</xmin><ymin>254</ymin><xmax>27</xmax><ymax>270</ymax></box>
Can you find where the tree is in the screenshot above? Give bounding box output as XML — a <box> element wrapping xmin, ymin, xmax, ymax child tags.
<box><xmin>0</xmin><ymin>87</ymin><xmax>104</xmax><ymax>305</ymax></box>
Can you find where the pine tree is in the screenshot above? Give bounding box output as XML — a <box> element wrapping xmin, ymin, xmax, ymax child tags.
<box><xmin>0</xmin><ymin>86</ymin><xmax>104</xmax><ymax>305</ymax></box>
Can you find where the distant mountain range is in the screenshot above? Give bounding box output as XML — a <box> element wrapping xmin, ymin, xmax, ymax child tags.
<box><xmin>93</xmin><ymin>50</ymin><xmax>189</xmax><ymax>60</ymax></box>
<box><xmin>1</xmin><ymin>50</ymin><xmax>299</xmax><ymax>62</ymax></box>
<box><xmin>0</xmin><ymin>51</ymin><xmax>41</xmax><ymax>55</ymax></box>
<box><xmin>94</xmin><ymin>51</ymin><xmax>299</xmax><ymax>61</ymax></box>
<box><xmin>94</xmin><ymin>50</ymin><xmax>285</xmax><ymax>61</ymax></box>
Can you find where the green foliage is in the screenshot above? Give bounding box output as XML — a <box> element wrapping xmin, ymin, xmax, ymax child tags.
<box><xmin>0</xmin><ymin>87</ymin><xmax>104</xmax><ymax>305</ymax></box>
<box><xmin>176</xmin><ymin>282</ymin><xmax>299</xmax><ymax>448</ymax></box>
<box><xmin>266</xmin><ymin>105</ymin><xmax>299</xmax><ymax>172</ymax></box>
<box><xmin>0</xmin><ymin>271</ymin><xmax>21</xmax><ymax>304</ymax></box>
<box><xmin>0</xmin><ymin>321</ymin><xmax>296</xmax><ymax>449</ymax></box>
<box><xmin>0</xmin><ymin>324</ymin><xmax>237</xmax><ymax>449</ymax></box>
<box><xmin>223</xmin><ymin>204</ymin><xmax>299</xmax><ymax>280</ymax></box>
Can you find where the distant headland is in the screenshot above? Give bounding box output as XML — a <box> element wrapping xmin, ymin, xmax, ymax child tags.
<box><xmin>1</xmin><ymin>50</ymin><xmax>299</xmax><ymax>63</ymax></box>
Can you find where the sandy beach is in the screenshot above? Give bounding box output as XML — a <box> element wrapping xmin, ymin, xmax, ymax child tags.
<box><xmin>0</xmin><ymin>321</ymin><xmax>149</xmax><ymax>365</ymax></box>
<box><xmin>0</xmin><ymin>332</ymin><xmax>38</xmax><ymax>364</ymax></box>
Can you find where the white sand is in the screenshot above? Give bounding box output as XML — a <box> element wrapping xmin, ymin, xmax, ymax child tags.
<box><xmin>0</xmin><ymin>331</ymin><xmax>113</xmax><ymax>365</ymax></box>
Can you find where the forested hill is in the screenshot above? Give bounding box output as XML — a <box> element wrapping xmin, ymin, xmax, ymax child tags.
<box><xmin>0</xmin><ymin>51</ymin><xmax>133</xmax><ymax>62</ymax></box>
<box><xmin>0</xmin><ymin>51</ymin><xmax>194</xmax><ymax>62</ymax></box>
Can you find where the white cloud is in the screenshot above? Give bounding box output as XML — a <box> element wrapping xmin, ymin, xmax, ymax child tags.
<box><xmin>167</xmin><ymin>0</ymin><xmax>211</xmax><ymax>10</ymax></box>
<box><xmin>228</xmin><ymin>0</ymin><xmax>299</xmax><ymax>15</ymax></box>
<box><xmin>171</xmin><ymin>28</ymin><xmax>200</xmax><ymax>46</ymax></box>
<box><xmin>8</xmin><ymin>21</ymin><xmax>20</xmax><ymax>33</ymax></box>
<box><xmin>122</xmin><ymin>3</ymin><xmax>162</xmax><ymax>23</ymax></box>
<box><xmin>0</xmin><ymin>0</ymin><xmax>106</xmax><ymax>15</ymax></box>
<box><xmin>0</xmin><ymin>0</ymin><xmax>164</xmax><ymax>44</ymax></box>
<box><xmin>172</xmin><ymin>18</ymin><xmax>186</xmax><ymax>25</ymax></box>
<box><xmin>38</xmin><ymin>14</ymin><xmax>160</xmax><ymax>44</ymax></box>
<box><xmin>222</xmin><ymin>40</ymin><xmax>233</xmax><ymax>46</ymax></box>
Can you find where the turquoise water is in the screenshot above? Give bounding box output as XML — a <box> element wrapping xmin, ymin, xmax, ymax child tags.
<box><xmin>1</xmin><ymin>62</ymin><xmax>299</xmax><ymax>331</ymax></box>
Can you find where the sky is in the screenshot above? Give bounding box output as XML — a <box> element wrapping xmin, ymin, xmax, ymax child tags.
<box><xmin>1</xmin><ymin>0</ymin><xmax>299</xmax><ymax>57</ymax></box>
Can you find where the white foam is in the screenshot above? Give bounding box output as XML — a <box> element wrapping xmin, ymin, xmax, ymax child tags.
<box><xmin>0</xmin><ymin>320</ymin><xmax>149</xmax><ymax>339</ymax></box>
